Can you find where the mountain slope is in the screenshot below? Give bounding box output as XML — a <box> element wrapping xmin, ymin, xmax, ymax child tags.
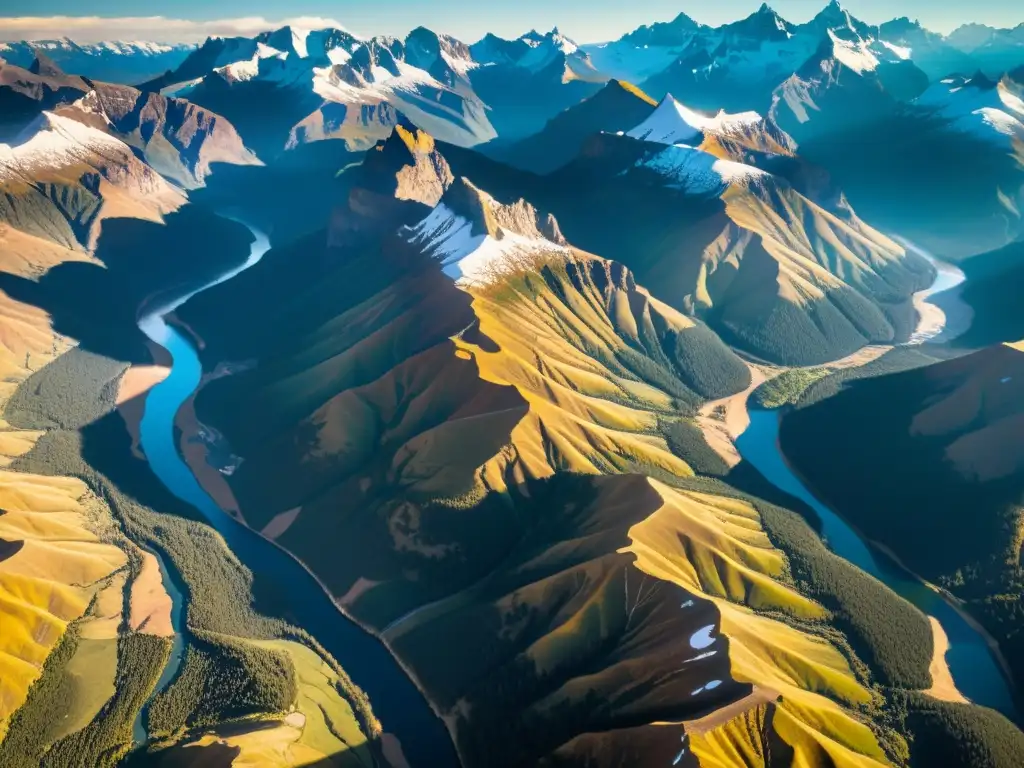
<box><xmin>494</xmin><ymin>79</ymin><xmax>657</xmax><ymax>174</ymax></box>
<box><xmin>144</xmin><ymin>25</ymin><xmax>500</xmax><ymax>157</ymax></box>
<box><xmin>0</xmin><ymin>58</ymin><xmax>258</xmax><ymax>188</ymax></box>
<box><xmin>778</xmin><ymin>67</ymin><xmax>1024</xmax><ymax>260</ymax></box>
<box><xmin>0</xmin><ymin>57</ymin><xmax>258</xmax><ymax>409</ymax></box>
<box><xmin>468</xmin><ymin>28</ymin><xmax>609</xmax><ymax>142</ymax></box>
<box><xmin>164</xmin><ymin>125</ymin><xmax>958</xmax><ymax>767</ymax></box>
<box><xmin>947</xmin><ymin>23</ymin><xmax>1024</xmax><ymax>78</ymax></box>
<box><xmin>781</xmin><ymin>342</ymin><xmax>1024</xmax><ymax>693</ymax></box>
<box><xmin>770</xmin><ymin>32</ymin><xmax>929</xmax><ymax>146</ymax></box>
<box><xmin>582</xmin><ymin>13</ymin><xmax>707</xmax><ymax>83</ymax></box>
<box><xmin>878</xmin><ymin>17</ymin><xmax>980</xmax><ymax>81</ymax></box>
<box><xmin>438</xmin><ymin>106</ymin><xmax>933</xmax><ymax>365</ymax></box>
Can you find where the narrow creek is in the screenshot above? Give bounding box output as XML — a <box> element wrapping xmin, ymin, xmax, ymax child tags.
<box><xmin>134</xmin><ymin>215</ymin><xmax>459</xmax><ymax>764</ymax></box>
<box><xmin>130</xmin><ymin>548</ymin><xmax>186</xmax><ymax>745</ymax></box>
<box><xmin>734</xmin><ymin>249</ymin><xmax>1018</xmax><ymax>720</ymax></box>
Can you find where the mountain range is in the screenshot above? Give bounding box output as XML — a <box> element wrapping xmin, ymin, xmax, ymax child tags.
<box><xmin>0</xmin><ymin>38</ymin><xmax>194</xmax><ymax>84</ymax></box>
<box><xmin>2</xmin><ymin>4</ymin><xmax>1024</xmax><ymax>768</ymax></box>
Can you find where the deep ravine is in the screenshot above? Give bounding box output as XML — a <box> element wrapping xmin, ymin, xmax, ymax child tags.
<box><xmin>135</xmin><ymin>215</ymin><xmax>459</xmax><ymax>765</ymax></box>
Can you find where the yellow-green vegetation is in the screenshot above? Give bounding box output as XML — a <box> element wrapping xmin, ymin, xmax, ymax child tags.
<box><xmin>254</xmin><ymin>639</ymin><xmax>378</xmax><ymax>764</ymax></box>
<box><xmin>39</xmin><ymin>634</ymin><xmax>170</xmax><ymax>768</ymax></box>
<box><xmin>463</xmin><ymin>253</ymin><xmax>748</xmax><ymax>488</ymax></box>
<box><xmin>758</xmin><ymin>499</ymin><xmax>933</xmax><ymax>689</ymax></box>
<box><xmin>171</xmin><ymin>139</ymin><xmax>1021</xmax><ymax>765</ymax></box>
<box><xmin>782</xmin><ymin>343</ymin><xmax>1024</xmax><ymax>689</ymax></box>
<box><xmin>614</xmin><ymin>79</ymin><xmax>658</xmax><ymax>106</ymax></box>
<box><xmin>54</xmin><ymin>637</ymin><xmax>120</xmax><ymax>740</ymax></box>
<box><xmin>0</xmin><ymin>628</ymin><xmax>171</xmax><ymax>768</ymax></box>
<box><xmin>625</xmin><ymin>480</ymin><xmax>895</xmax><ymax>767</ymax></box>
<box><xmin>661</xmin><ymin>416</ymin><xmax>731</xmax><ymax>476</ymax></box>
<box><xmin>897</xmin><ymin>692</ymin><xmax>1024</xmax><ymax>768</ymax></box>
<box><xmin>191</xmin><ymin>247</ymin><xmax>749</xmax><ymax>532</ymax></box>
<box><xmin>442</xmin><ymin>128</ymin><xmax>936</xmax><ymax>365</ymax></box>
<box><xmin>146</xmin><ymin>637</ymin><xmax>296</xmax><ymax>737</ymax></box>
<box><xmin>752</xmin><ymin>367</ymin><xmax>830</xmax><ymax>409</ymax></box>
<box><xmin>793</xmin><ymin>346</ymin><xmax>941</xmax><ymax>409</ymax></box>
<box><xmin>177</xmin><ymin>215</ymin><xmax>951</xmax><ymax>765</ymax></box>
<box><xmin>0</xmin><ymin>469</ymin><xmax>127</xmax><ymax>741</ymax></box>
<box><xmin>2</xmin><ymin>339</ymin><xmax>380</xmax><ymax>763</ymax></box>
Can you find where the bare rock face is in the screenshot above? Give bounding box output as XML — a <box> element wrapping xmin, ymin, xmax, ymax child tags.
<box><xmin>28</xmin><ymin>51</ymin><xmax>65</xmax><ymax>78</ymax></box>
<box><xmin>361</xmin><ymin>120</ymin><xmax>454</xmax><ymax>205</ymax></box>
<box><xmin>443</xmin><ymin>176</ymin><xmax>567</xmax><ymax>244</ymax></box>
<box><xmin>89</xmin><ymin>84</ymin><xmax>259</xmax><ymax>187</ymax></box>
<box><xmin>328</xmin><ymin>122</ymin><xmax>455</xmax><ymax>247</ymax></box>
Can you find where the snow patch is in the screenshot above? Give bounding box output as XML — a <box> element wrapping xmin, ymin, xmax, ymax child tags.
<box><xmin>0</xmin><ymin>111</ymin><xmax>127</xmax><ymax>182</ymax></box>
<box><xmin>915</xmin><ymin>78</ymin><xmax>1024</xmax><ymax>147</ymax></box>
<box><xmin>217</xmin><ymin>57</ymin><xmax>259</xmax><ymax>82</ymax></box>
<box><xmin>689</xmin><ymin>625</ymin><xmax>716</xmax><ymax>650</ymax></box>
<box><xmin>828</xmin><ymin>29</ymin><xmax>879</xmax><ymax>73</ymax></box>
<box><xmin>628</xmin><ymin>95</ymin><xmax>762</xmax><ymax>145</ymax></box>
<box><xmin>311</xmin><ymin>66</ymin><xmax>373</xmax><ymax>103</ymax></box>
<box><xmin>290</xmin><ymin>27</ymin><xmax>311</xmax><ymax>58</ymax></box>
<box><xmin>441</xmin><ymin>50</ymin><xmax>478</xmax><ymax>76</ymax></box>
<box><xmin>638</xmin><ymin>144</ymin><xmax>767</xmax><ymax>194</ymax></box>
<box><xmin>408</xmin><ymin>203</ymin><xmax>569</xmax><ymax>285</ymax></box>
<box><xmin>327</xmin><ymin>46</ymin><xmax>353</xmax><ymax>66</ymax></box>
<box><xmin>880</xmin><ymin>40</ymin><xmax>912</xmax><ymax>60</ymax></box>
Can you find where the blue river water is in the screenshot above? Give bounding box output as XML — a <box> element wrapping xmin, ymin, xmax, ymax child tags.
<box><xmin>734</xmin><ymin>243</ymin><xmax>1017</xmax><ymax>721</ymax></box>
<box><xmin>134</xmin><ymin>217</ymin><xmax>459</xmax><ymax>764</ymax></box>
<box><xmin>736</xmin><ymin>410</ymin><xmax>1018</xmax><ymax>719</ymax></box>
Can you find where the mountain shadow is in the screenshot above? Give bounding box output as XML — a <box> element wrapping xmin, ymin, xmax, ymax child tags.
<box><xmin>0</xmin><ymin>205</ymin><xmax>253</xmax><ymax>365</ymax></box>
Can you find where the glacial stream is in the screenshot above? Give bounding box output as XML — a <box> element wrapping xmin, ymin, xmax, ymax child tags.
<box><xmin>735</xmin><ymin>250</ymin><xmax>1019</xmax><ymax>720</ymax></box>
<box><xmin>135</xmin><ymin>216</ymin><xmax>459</xmax><ymax>764</ymax></box>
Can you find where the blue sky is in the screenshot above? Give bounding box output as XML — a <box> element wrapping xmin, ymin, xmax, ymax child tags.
<box><xmin>0</xmin><ymin>1</ymin><xmax>1021</xmax><ymax>43</ymax></box>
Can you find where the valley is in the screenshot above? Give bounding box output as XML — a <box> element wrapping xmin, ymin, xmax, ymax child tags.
<box><xmin>135</xmin><ymin>213</ymin><xmax>458</xmax><ymax>766</ymax></box>
<box><xmin>3</xmin><ymin>4</ymin><xmax>1024</xmax><ymax>767</ymax></box>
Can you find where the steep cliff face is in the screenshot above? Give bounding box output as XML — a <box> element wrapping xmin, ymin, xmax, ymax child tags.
<box><xmin>86</xmin><ymin>84</ymin><xmax>259</xmax><ymax>187</ymax></box>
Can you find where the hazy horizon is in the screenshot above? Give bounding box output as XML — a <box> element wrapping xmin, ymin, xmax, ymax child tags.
<box><xmin>0</xmin><ymin>1</ymin><xmax>1022</xmax><ymax>45</ymax></box>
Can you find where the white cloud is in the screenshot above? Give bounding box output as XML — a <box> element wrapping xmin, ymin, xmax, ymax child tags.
<box><xmin>0</xmin><ymin>15</ymin><xmax>357</xmax><ymax>43</ymax></box>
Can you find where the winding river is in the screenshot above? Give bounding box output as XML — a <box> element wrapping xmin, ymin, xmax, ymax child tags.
<box><xmin>136</xmin><ymin>216</ymin><xmax>459</xmax><ymax>765</ymax></box>
<box><xmin>735</xmin><ymin>249</ymin><xmax>1019</xmax><ymax>720</ymax></box>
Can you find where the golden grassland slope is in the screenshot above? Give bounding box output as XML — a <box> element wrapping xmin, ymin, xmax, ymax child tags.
<box><xmin>168</xmin><ymin>124</ymin><xmax>1016</xmax><ymax>765</ymax></box>
<box><xmin>0</xmin><ymin>470</ymin><xmax>126</xmax><ymax>741</ymax></box>
<box><xmin>0</xmin><ymin>110</ymin><xmax>184</xmax><ymax>411</ymax></box>
<box><xmin>200</xmin><ymin>240</ymin><xmax>748</xmax><ymax>530</ymax></box>
<box><xmin>625</xmin><ymin>481</ymin><xmax>889</xmax><ymax>768</ymax></box>
<box><xmin>183</xmin><ymin>222</ymin><xmax>903</xmax><ymax>764</ymax></box>
<box><xmin>674</xmin><ymin>169</ymin><xmax>933</xmax><ymax>366</ymax></box>
<box><xmin>447</xmin><ymin>128</ymin><xmax>936</xmax><ymax>365</ymax></box>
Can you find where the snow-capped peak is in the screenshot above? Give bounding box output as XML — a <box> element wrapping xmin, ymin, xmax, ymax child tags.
<box><xmin>627</xmin><ymin>95</ymin><xmax>763</xmax><ymax>145</ymax></box>
<box><xmin>0</xmin><ymin>110</ymin><xmax>127</xmax><ymax>181</ymax></box>
<box><xmin>213</xmin><ymin>42</ymin><xmax>291</xmax><ymax>82</ymax></box>
<box><xmin>826</xmin><ymin>28</ymin><xmax>880</xmax><ymax>73</ymax></box>
<box><xmin>406</xmin><ymin>180</ymin><xmax>570</xmax><ymax>285</ymax></box>
<box><xmin>636</xmin><ymin>144</ymin><xmax>769</xmax><ymax>195</ymax></box>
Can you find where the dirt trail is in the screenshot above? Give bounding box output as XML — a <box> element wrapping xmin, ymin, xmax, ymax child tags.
<box><xmin>678</xmin><ymin>685</ymin><xmax>780</xmax><ymax>735</ymax></box>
